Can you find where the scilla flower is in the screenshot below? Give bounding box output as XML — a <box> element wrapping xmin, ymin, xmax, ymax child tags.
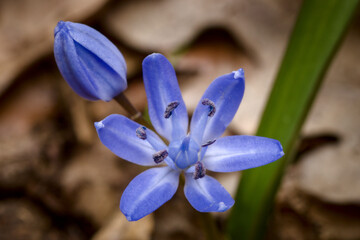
<box><xmin>95</xmin><ymin>53</ymin><xmax>284</xmax><ymax>221</ymax></box>
<box><xmin>54</xmin><ymin>21</ymin><xmax>127</xmax><ymax>101</ymax></box>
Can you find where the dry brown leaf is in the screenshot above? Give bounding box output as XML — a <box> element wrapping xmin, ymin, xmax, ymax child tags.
<box><xmin>297</xmin><ymin>27</ymin><xmax>360</xmax><ymax>204</ymax></box>
<box><xmin>275</xmin><ymin>167</ymin><xmax>360</xmax><ymax>240</ymax></box>
<box><xmin>0</xmin><ymin>70</ymin><xmax>60</xmax><ymax>188</ymax></box>
<box><xmin>0</xmin><ymin>0</ymin><xmax>109</xmax><ymax>95</ymax></box>
<box><xmin>60</xmin><ymin>141</ymin><xmax>145</xmax><ymax>226</ymax></box>
<box><xmin>0</xmin><ymin>200</ymin><xmax>51</xmax><ymax>240</ymax></box>
<box><xmin>92</xmin><ymin>211</ymin><xmax>154</xmax><ymax>240</ymax></box>
<box><xmin>105</xmin><ymin>0</ymin><xmax>299</xmax><ymax>54</ymax></box>
<box><xmin>105</xmin><ymin>0</ymin><xmax>300</xmax><ymax>135</ymax></box>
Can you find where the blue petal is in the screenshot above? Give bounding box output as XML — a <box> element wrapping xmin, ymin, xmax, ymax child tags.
<box><xmin>142</xmin><ymin>53</ymin><xmax>188</xmax><ymax>142</ymax></box>
<box><xmin>120</xmin><ymin>167</ymin><xmax>180</xmax><ymax>221</ymax></box>
<box><xmin>95</xmin><ymin>114</ymin><xmax>167</xmax><ymax>166</ymax></box>
<box><xmin>54</xmin><ymin>21</ymin><xmax>127</xmax><ymax>101</ymax></box>
<box><xmin>184</xmin><ymin>174</ymin><xmax>234</xmax><ymax>212</ymax></box>
<box><xmin>190</xmin><ymin>69</ymin><xmax>245</xmax><ymax>145</ymax></box>
<box><xmin>203</xmin><ymin>135</ymin><xmax>284</xmax><ymax>172</ymax></box>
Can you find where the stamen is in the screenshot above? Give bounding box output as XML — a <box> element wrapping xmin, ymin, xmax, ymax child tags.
<box><xmin>164</xmin><ymin>101</ymin><xmax>180</xmax><ymax>118</ymax></box>
<box><xmin>194</xmin><ymin>161</ymin><xmax>206</xmax><ymax>179</ymax></box>
<box><xmin>201</xmin><ymin>99</ymin><xmax>216</xmax><ymax>117</ymax></box>
<box><xmin>201</xmin><ymin>139</ymin><xmax>216</xmax><ymax>147</ymax></box>
<box><xmin>135</xmin><ymin>126</ymin><xmax>147</xmax><ymax>140</ymax></box>
<box><xmin>153</xmin><ymin>150</ymin><xmax>168</xmax><ymax>164</ymax></box>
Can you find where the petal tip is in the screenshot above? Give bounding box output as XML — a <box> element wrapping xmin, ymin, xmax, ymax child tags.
<box><xmin>280</xmin><ymin>150</ymin><xmax>285</xmax><ymax>158</ymax></box>
<box><xmin>120</xmin><ymin>204</ymin><xmax>136</xmax><ymax>221</ymax></box>
<box><xmin>232</xmin><ymin>68</ymin><xmax>245</xmax><ymax>80</ymax></box>
<box><xmin>217</xmin><ymin>199</ymin><xmax>235</xmax><ymax>212</ymax></box>
<box><xmin>143</xmin><ymin>52</ymin><xmax>164</xmax><ymax>64</ymax></box>
<box><xmin>94</xmin><ymin>121</ymin><xmax>104</xmax><ymax>130</ymax></box>
<box><xmin>54</xmin><ymin>20</ymin><xmax>67</xmax><ymax>36</ymax></box>
<box><xmin>277</xmin><ymin>141</ymin><xmax>285</xmax><ymax>158</ymax></box>
<box><xmin>125</xmin><ymin>214</ymin><xmax>134</xmax><ymax>221</ymax></box>
<box><xmin>149</xmin><ymin>52</ymin><xmax>161</xmax><ymax>56</ymax></box>
<box><xmin>121</xmin><ymin>207</ymin><xmax>137</xmax><ymax>221</ymax></box>
<box><xmin>217</xmin><ymin>202</ymin><xmax>227</xmax><ymax>211</ymax></box>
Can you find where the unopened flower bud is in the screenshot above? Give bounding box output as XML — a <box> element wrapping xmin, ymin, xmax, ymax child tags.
<box><xmin>54</xmin><ymin>21</ymin><xmax>127</xmax><ymax>101</ymax></box>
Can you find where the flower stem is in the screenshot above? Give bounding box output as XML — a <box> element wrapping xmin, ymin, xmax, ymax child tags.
<box><xmin>114</xmin><ymin>92</ymin><xmax>153</xmax><ymax>130</ymax></box>
<box><xmin>198</xmin><ymin>212</ymin><xmax>221</xmax><ymax>240</ymax></box>
<box><xmin>179</xmin><ymin>175</ymin><xmax>221</xmax><ymax>240</ymax></box>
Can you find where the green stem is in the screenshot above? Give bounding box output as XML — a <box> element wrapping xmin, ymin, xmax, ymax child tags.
<box><xmin>179</xmin><ymin>175</ymin><xmax>221</xmax><ymax>240</ymax></box>
<box><xmin>198</xmin><ymin>212</ymin><xmax>221</xmax><ymax>240</ymax></box>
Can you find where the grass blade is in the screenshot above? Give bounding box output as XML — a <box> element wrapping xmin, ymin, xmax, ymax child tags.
<box><xmin>227</xmin><ymin>1</ymin><xmax>359</xmax><ymax>239</ymax></box>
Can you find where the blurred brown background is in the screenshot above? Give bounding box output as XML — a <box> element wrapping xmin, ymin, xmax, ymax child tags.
<box><xmin>0</xmin><ymin>0</ymin><xmax>360</xmax><ymax>239</ymax></box>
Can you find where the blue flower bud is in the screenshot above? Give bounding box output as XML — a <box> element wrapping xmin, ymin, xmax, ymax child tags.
<box><xmin>54</xmin><ymin>21</ymin><xmax>127</xmax><ymax>101</ymax></box>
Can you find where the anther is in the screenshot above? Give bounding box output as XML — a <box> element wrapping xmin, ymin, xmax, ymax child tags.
<box><xmin>201</xmin><ymin>99</ymin><xmax>216</xmax><ymax>117</ymax></box>
<box><xmin>135</xmin><ymin>126</ymin><xmax>147</xmax><ymax>140</ymax></box>
<box><xmin>164</xmin><ymin>101</ymin><xmax>180</xmax><ymax>118</ymax></box>
<box><xmin>201</xmin><ymin>139</ymin><xmax>216</xmax><ymax>147</ymax></box>
<box><xmin>153</xmin><ymin>150</ymin><xmax>168</xmax><ymax>164</ymax></box>
<box><xmin>194</xmin><ymin>161</ymin><xmax>206</xmax><ymax>179</ymax></box>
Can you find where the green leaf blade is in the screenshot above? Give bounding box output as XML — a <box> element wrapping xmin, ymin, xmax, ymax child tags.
<box><xmin>227</xmin><ymin>0</ymin><xmax>359</xmax><ymax>239</ymax></box>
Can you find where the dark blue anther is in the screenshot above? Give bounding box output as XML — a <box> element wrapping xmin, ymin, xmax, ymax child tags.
<box><xmin>201</xmin><ymin>98</ymin><xmax>216</xmax><ymax>117</ymax></box>
<box><xmin>164</xmin><ymin>101</ymin><xmax>180</xmax><ymax>118</ymax></box>
<box><xmin>201</xmin><ymin>139</ymin><xmax>216</xmax><ymax>147</ymax></box>
<box><xmin>194</xmin><ymin>161</ymin><xmax>206</xmax><ymax>179</ymax></box>
<box><xmin>153</xmin><ymin>150</ymin><xmax>168</xmax><ymax>164</ymax></box>
<box><xmin>136</xmin><ymin>126</ymin><xmax>147</xmax><ymax>140</ymax></box>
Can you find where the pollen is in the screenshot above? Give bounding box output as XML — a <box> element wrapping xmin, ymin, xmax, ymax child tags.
<box><xmin>136</xmin><ymin>126</ymin><xmax>147</xmax><ymax>140</ymax></box>
<box><xmin>153</xmin><ymin>150</ymin><xmax>168</xmax><ymax>164</ymax></box>
<box><xmin>164</xmin><ymin>101</ymin><xmax>180</xmax><ymax>118</ymax></box>
<box><xmin>201</xmin><ymin>98</ymin><xmax>216</xmax><ymax>117</ymax></box>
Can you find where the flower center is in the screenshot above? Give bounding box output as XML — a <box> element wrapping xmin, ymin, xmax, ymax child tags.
<box><xmin>165</xmin><ymin>99</ymin><xmax>218</xmax><ymax>171</ymax></box>
<box><xmin>168</xmin><ymin>136</ymin><xmax>200</xmax><ymax>169</ymax></box>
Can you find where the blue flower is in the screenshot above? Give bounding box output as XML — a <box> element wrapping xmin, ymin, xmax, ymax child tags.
<box><xmin>95</xmin><ymin>53</ymin><xmax>284</xmax><ymax>221</ymax></box>
<box><xmin>54</xmin><ymin>21</ymin><xmax>127</xmax><ymax>101</ymax></box>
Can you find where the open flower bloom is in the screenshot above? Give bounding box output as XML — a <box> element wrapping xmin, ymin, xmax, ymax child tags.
<box><xmin>95</xmin><ymin>53</ymin><xmax>284</xmax><ymax>221</ymax></box>
<box><xmin>54</xmin><ymin>21</ymin><xmax>127</xmax><ymax>101</ymax></box>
